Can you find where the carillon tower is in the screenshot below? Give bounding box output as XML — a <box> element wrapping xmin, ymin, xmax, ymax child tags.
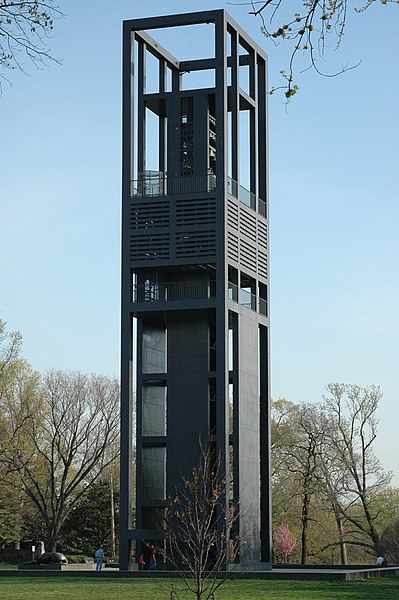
<box><xmin>120</xmin><ymin>10</ymin><xmax>271</xmax><ymax>571</ymax></box>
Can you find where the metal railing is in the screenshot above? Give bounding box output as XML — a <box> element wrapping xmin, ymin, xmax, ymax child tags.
<box><xmin>228</xmin><ymin>282</ymin><xmax>256</xmax><ymax>312</ymax></box>
<box><xmin>130</xmin><ymin>173</ymin><xmax>267</xmax><ymax>218</ymax></box>
<box><xmin>133</xmin><ymin>280</ymin><xmax>216</xmax><ymax>303</ymax></box>
<box><xmin>258</xmin><ymin>198</ymin><xmax>267</xmax><ymax>218</ymax></box>
<box><xmin>258</xmin><ymin>297</ymin><xmax>268</xmax><ymax>317</ymax></box>
<box><xmin>227</xmin><ymin>176</ymin><xmax>266</xmax><ymax>218</ymax></box>
<box><xmin>239</xmin><ymin>287</ymin><xmax>257</xmax><ymax>312</ymax></box>
<box><xmin>133</xmin><ymin>279</ymin><xmax>267</xmax><ymax>314</ymax></box>
<box><xmin>228</xmin><ymin>281</ymin><xmax>239</xmax><ymax>303</ymax></box>
<box><xmin>131</xmin><ymin>174</ymin><xmax>216</xmax><ymax>197</ymax></box>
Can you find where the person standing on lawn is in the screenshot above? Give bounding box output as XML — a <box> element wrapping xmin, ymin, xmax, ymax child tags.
<box><xmin>95</xmin><ymin>545</ymin><xmax>105</xmax><ymax>571</ymax></box>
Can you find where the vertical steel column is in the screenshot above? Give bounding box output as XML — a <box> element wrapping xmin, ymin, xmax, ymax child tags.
<box><xmin>120</xmin><ymin>24</ymin><xmax>134</xmax><ymax>571</ymax></box>
<box><xmin>257</xmin><ymin>56</ymin><xmax>267</xmax><ymax>204</ymax></box>
<box><xmin>230</xmin><ymin>27</ymin><xmax>239</xmax><ymax>185</ymax></box>
<box><xmin>214</xmin><ymin>11</ymin><xmax>229</xmax><ymax>569</ymax></box>
<box><xmin>259</xmin><ymin>325</ymin><xmax>272</xmax><ymax>564</ymax></box>
<box><xmin>135</xmin><ymin>317</ymin><xmax>144</xmax><ymax>533</ymax></box>
<box><xmin>137</xmin><ymin>41</ymin><xmax>146</xmax><ymax>175</ymax></box>
<box><xmin>159</xmin><ymin>58</ymin><xmax>166</xmax><ymax>177</ymax></box>
<box><xmin>249</xmin><ymin>48</ymin><xmax>257</xmax><ymax>198</ymax></box>
<box><xmin>231</xmin><ymin>311</ymin><xmax>240</xmax><ymax>538</ymax></box>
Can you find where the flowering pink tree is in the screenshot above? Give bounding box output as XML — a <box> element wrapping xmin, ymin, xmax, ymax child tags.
<box><xmin>273</xmin><ymin>524</ymin><xmax>298</xmax><ymax>563</ymax></box>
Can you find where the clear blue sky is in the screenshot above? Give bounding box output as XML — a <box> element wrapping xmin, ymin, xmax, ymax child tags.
<box><xmin>1</xmin><ymin>1</ymin><xmax>398</xmax><ymax>479</ymax></box>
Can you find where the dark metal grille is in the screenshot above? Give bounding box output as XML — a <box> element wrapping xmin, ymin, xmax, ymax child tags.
<box><xmin>130</xmin><ymin>201</ymin><xmax>170</xmax><ymax>229</ymax></box>
<box><xmin>133</xmin><ymin>280</ymin><xmax>216</xmax><ymax>302</ymax></box>
<box><xmin>227</xmin><ymin>232</ymin><xmax>239</xmax><ymax>263</ymax></box>
<box><xmin>240</xmin><ymin>208</ymin><xmax>257</xmax><ymax>240</ymax></box>
<box><xmin>176</xmin><ymin>230</ymin><xmax>216</xmax><ymax>257</ymax></box>
<box><xmin>176</xmin><ymin>197</ymin><xmax>216</xmax><ymax>226</ymax></box>
<box><xmin>130</xmin><ymin>233</ymin><xmax>169</xmax><ymax>260</ymax></box>
<box><xmin>240</xmin><ymin>239</ymin><xmax>257</xmax><ymax>273</ymax></box>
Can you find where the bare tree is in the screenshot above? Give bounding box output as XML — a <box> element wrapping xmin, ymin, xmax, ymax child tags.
<box><xmin>315</xmin><ymin>432</ymin><xmax>349</xmax><ymax>564</ymax></box>
<box><xmin>6</xmin><ymin>369</ymin><xmax>120</xmax><ymax>550</ymax></box>
<box><xmin>271</xmin><ymin>389</ymin><xmax>392</xmax><ymax>564</ymax></box>
<box><xmin>321</xmin><ymin>383</ymin><xmax>392</xmax><ymax>557</ymax></box>
<box><xmin>0</xmin><ymin>1</ymin><xmax>63</xmax><ymax>91</ymax></box>
<box><xmin>272</xmin><ymin>401</ymin><xmax>322</xmax><ymax>563</ymax></box>
<box><xmin>233</xmin><ymin>0</ymin><xmax>398</xmax><ymax>98</ymax></box>
<box><xmin>161</xmin><ymin>446</ymin><xmax>239</xmax><ymax>600</ymax></box>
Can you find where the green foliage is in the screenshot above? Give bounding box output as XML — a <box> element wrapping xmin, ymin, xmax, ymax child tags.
<box><xmin>380</xmin><ymin>502</ymin><xmax>399</xmax><ymax>564</ymax></box>
<box><xmin>0</xmin><ymin>316</ymin><xmax>120</xmax><ymax>553</ymax></box>
<box><xmin>66</xmin><ymin>554</ymin><xmax>90</xmax><ymax>564</ymax></box>
<box><xmin>0</xmin><ymin>484</ymin><xmax>21</xmax><ymax>547</ymax></box>
<box><xmin>60</xmin><ymin>479</ymin><xmax>119</xmax><ymax>557</ymax></box>
<box><xmin>0</xmin><ymin>319</ymin><xmax>40</xmax><ymax>547</ymax></box>
<box><xmin>271</xmin><ymin>386</ymin><xmax>394</xmax><ymax>565</ymax></box>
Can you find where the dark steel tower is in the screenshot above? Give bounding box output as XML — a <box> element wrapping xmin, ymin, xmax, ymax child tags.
<box><xmin>120</xmin><ymin>10</ymin><xmax>271</xmax><ymax>571</ymax></box>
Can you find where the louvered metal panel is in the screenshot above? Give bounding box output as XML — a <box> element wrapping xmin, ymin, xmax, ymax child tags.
<box><xmin>240</xmin><ymin>238</ymin><xmax>257</xmax><ymax>273</ymax></box>
<box><xmin>130</xmin><ymin>233</ymin><xmax>170</xmax><ymax>260</ymax></box>
<box><xmin>176</xmin><ymin>197</ymin><xmax>216</xmax><ymax>226</ymax></box>
<box><xmin>240</xmin><ymin>208</ymin><xmax>257</xmax><ymax>240</ymax></box>
<box><xmin>130</xmin><ymin>201</ymin><xmax>170</xmax><ymax>229</ymax></box>
<box><xmin>175</xmin><ymin>230</ymin><xmax>216</xmax><ymax>257</ymax></box>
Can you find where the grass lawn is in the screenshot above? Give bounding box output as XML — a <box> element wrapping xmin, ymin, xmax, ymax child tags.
<box><xmin>0</xmin><ymin>576</ymin><xmax>398</xmax><ymax>600</ymax></box>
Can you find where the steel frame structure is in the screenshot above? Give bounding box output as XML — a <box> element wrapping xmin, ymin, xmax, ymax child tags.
<box><xmin>120</xmin><ymin>9</ymin><xmax>271</xmax><ymax>571</ymax></box>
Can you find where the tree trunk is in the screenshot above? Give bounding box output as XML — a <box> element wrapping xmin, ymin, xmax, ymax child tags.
<box><xmin>49</xmin><ymin>520</ymin><xmax>61</xmax><ymax>552</ymax></box>
<box><xmin>337</xmin><ymin>514</ymin><xmax>347</xmax><ymax>565</ymax></box>
<box><xmin>361</xmin><ymin>496</ymin><xmax>382</xmax><ymax>554</ymax></box>
<box><xmin>301</xmin><ymin>491</ymin><xmax>310</xmax><ymax>564</ymax></box>
<box><xmin>110</xmin><ymin>474</ymin><xmax>116</xmax><ymax>557</ymax></box>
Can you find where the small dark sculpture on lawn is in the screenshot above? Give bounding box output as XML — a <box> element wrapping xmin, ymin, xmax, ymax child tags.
<box><xmin>23</xmin><ymin>541</ymin><xmax>68</xmax><ymax>565</ymax></box>
<box><xmin>36</xmin><ymin>551</ymin><xmax>68</xmax><ymax>564</ymax></box>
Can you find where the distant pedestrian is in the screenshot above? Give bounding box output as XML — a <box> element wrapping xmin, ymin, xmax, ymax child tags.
<box><xmin>138</xmin><ymin>553</ymin><xmax>145</xmax><ymax>570</ymax></box>
<box><xmin>95</xmin><ymin>545</ymin><xmax>105</xmax><ymax>571</ymax></box>
<box><xmin>149</xmin><ymin>550</ymin><xmax>157</xmax><ymax>570</ymax></box>
<box><xmin>376</xmin><ymin>555</ymin><xmax>386</xmax><ymax>566</ymax></box>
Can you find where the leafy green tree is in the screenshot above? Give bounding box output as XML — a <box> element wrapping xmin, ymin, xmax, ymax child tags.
<box><xmin>0</xmin><ymin>319</ymin><xmax>40</xmax><ymax>548</ymax></box>
<box><xmin>0</xmin><ymin>478</ymin><xmax>22</xmax><ymax>547</ymax></box>
<box><xmin>271</xmin><ymin>399</ymin><xmax>323</xmax><ymax>563</ymax></box>
<box><xmin>0</xmin><ymin>318</ymin><xmax>22</xmax><ymax>401</ymax></box>
<box><xmin>0</xmin><ymin>319</ymin><xmax>121</xmax><ymax>553</ymax></box>
<box><xmin>60</xmin><ymin>477</ymin><xmax>119</xmax><ymax>557</ymax></box>
<box><xmin>271</xmin><ymin>387</ymin><xmax>394</xmax><ymax>565</ymax></box>
<box><xmin>379</xmin><ymin>501</ymin><xmax>399</xmax><ymax>564</ymax></box>
<box><xmin>5</xmin><ymin>369</ymin><xmax>120</xmax><ymax>551</ymax></box>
